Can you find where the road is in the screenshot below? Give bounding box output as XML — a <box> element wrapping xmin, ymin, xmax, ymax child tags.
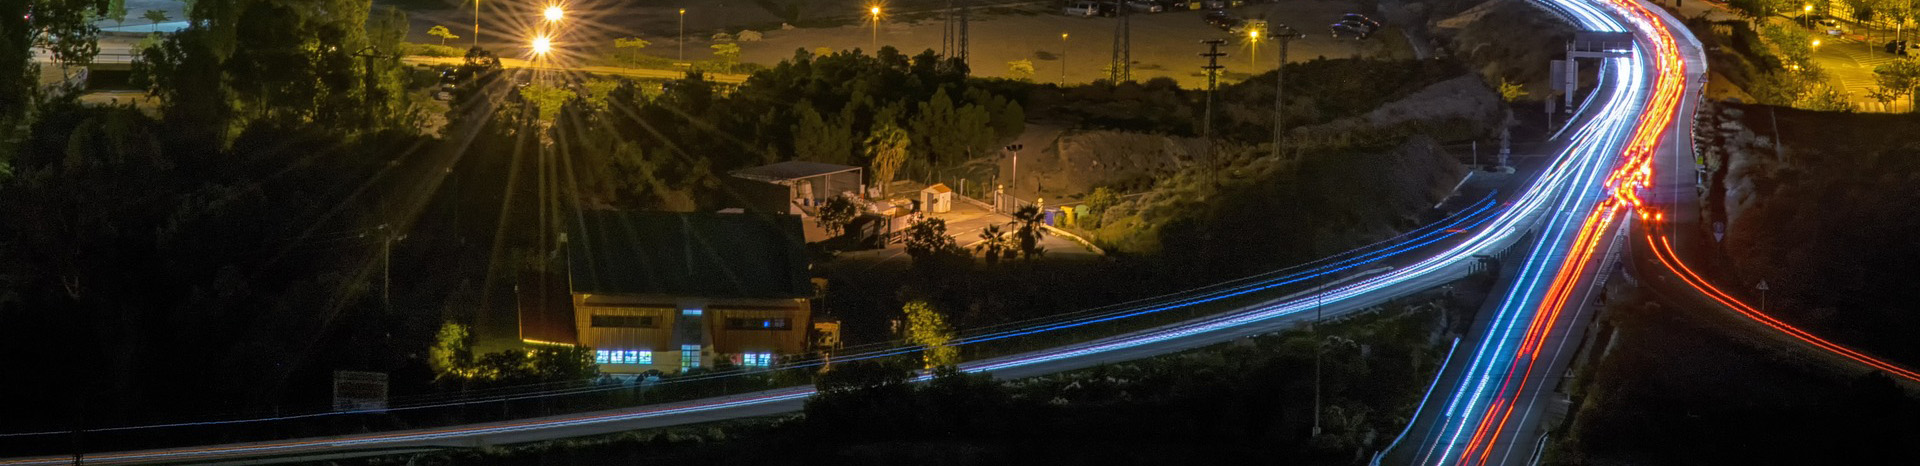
<box><xmin>0</xmin><ymin>55</ymin><xmax>1639</xmax><ymax>463</ymax></box>
<box><xmin>1388</xmin><ymin>0</ymin><xmax>1704</xmax><ymax>463</ymax></box>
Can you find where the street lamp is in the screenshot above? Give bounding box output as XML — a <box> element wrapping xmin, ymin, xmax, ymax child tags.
<box><xmin>544</xmin><ymin>4</ymin><xmax>564</xmax><ymax>22</ymax></box>
<box><xmin>679</xmin><ymin>8</ymin><xmax>686</xmax><ymax>61</ymax></box>
<box><xmin>1248</xmin><ymin>29</ymin><xmax>1260</xmax><ymax>68</ymax></box>
<box><xmin>1060</xmin><ymin>32</ymin><xmax>1069</xmax><ymax>84</ymax></box>
<box><xmin>1803</xmin><ymin>4</ymin><xmax>1813</xmax><ymax>28</ymax></box>
<box><xmin>531</xmin><ymin>35</ymin><xmax>553</xmax><ymax>56</ymax></box>
<box><xmin>870</xmin><ymin>6</ymin><xmax>882</xmax><ymax>52</ymax></box>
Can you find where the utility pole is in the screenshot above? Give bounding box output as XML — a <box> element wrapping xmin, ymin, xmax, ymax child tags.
<box><xmin>474</xmin><ymin>0</ymin><xmax>480</xmax><ymax>49</ymax></box>
<box><xmin>1110</xmin><ymin>3</ymin><xmax>1132</xmax><ymax>83</ymax></box>
<box><xmin>377</xmin><ymin>224</ymin><xmax>407</xmax><ymax>316</ymax></box>
<box><xmin>1200</xmin><ymin>39</ymin><xmax>1226</xmax><ymax>184</ymax></box>
<box><xmin>1272</xmin><ymin>25</ymin><xmax>1299</xmax><ymax>159</ymax></box>
<box><xmin>1313</xmin><ymin>282</ymin><xmax>1324</xmax><ymax>438</ymax></box>
<box><xmin>679</xmin><ymin>8</ymin><xmax>686</xmax><ymax>62</ymax></box>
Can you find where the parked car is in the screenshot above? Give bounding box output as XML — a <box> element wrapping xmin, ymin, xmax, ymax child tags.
<box><xmin>1331</xmin><ymin>20</ymin><xmax>1373</xmax><ymax>39</ymax></box>
<box><xmin>1205</xmin><ymin>10</ymin><xmax>1241</xmax><ymax>30</ymax></box>
<box><xmin>1888</xmin><ymin>40</ymin><xmax>1911</xmax><ymax>55</ymax></box>
<box><xmin>1157</xmin><ymin>0</ymin><xmax>1194</xmax><ymax>10</ymax></box>
<box><xmin>1342</xmin><ymin>13</ymin><xmax>1382</xmax><ymax>31</ymax></box>
<box><xmin>1063</xmin><ymin>1</ymin><xmax>1101</xmax><ymax>16</ymax></box>
<box><xmin>1203</xmin><ymin>0</ymin><xmax>1246</xmax><ymax>9</ymax></box>
<box><xmin>1816</xmin><ymin>18</ymin><xmax>1845</xmax><ymax>36</ymax></box>
<box><xmin>1123</xmin><ymin>0</ymin><xmax>1164</xmax><ymax>12</ymax></box>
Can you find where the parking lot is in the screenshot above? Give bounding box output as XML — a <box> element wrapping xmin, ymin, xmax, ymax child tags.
<box><xmin>731</xmin><ymin>2</ymin><xmax>1410</xmax><ymax>88</ymax></box>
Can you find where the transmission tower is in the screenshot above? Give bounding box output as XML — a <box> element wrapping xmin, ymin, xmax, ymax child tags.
<box><xmin>1200</xmin><ymin>39</ymin><xmax>1226</xmax><ymax>185</ymax></box>
<box><xmin>942</xmin><ymin>1</ymin><xmax>971</xmax><ymax>68</ymax></box>
<box><xmin>1109</xmin><ymin>5</ymin><xmax>1131</xmax><ymax>82</ymax></box>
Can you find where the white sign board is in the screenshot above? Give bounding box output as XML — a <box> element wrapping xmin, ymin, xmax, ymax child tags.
<box><xmin>333</xmin><ymin>370</ymin><xmax>389</xmax><ymax>413</ymax></box>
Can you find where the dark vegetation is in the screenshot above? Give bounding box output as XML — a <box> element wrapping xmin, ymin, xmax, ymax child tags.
<box><xmin>357</xmin><ymin>299</ymin><xmax>1459</xmax><ymax>466</ymax></box>
<box><xmin>1696</xmin><ymin>102</ymin><xmax>1920</xmax><ymax>363</ymax></box>
<box><xmin>1548</xmin><ymin>285</ymin><xmax>1920</xmax><ymax>464</ymax></box>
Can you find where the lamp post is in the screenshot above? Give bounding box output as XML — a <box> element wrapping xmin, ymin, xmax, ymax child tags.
<box><xmin>871</xmin><ymin>6</ymin><xmax>882</xmax><ymax>51</ymax></box>
<box><xmin>1803</xmin><ymin>4</ymin><xmax>1813</xmax><ymax>29</ymax></box>
<box><xmin>1060</xmin><ymin>32</ymin><xmax>1069</xmax><ymax>84</ymax></box>
<box><xmin>473</xmin><ymin>0</ymin><xmax>480</xmax><ymax>48</ymax></box>
<box><xmin>1248</xmin><ymin>29</ymin><xmax>1259</xmax><ymax>68</ymax></box>
<box><xmin>679</xmin><ymin>8</ymin><xmax>686</xmax><ymax>61</ymax></box>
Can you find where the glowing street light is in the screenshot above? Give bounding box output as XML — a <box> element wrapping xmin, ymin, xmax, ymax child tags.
<box><xmin>679</xmin><ymin>8</ymin><xmax>687</xmax><ymax>61</ymax></box>
<box><xmin>869</xmin><ymin>6</ymin><xmax>883</xmax><ymax>51</ymax></box>
<box><xmin>544</xmin><ymin>5</ymin><xmax>565</xmax><ymax>22</ymax></box>
<box><xmin>1248</xmin><ymin>29</ymin><xmax>1260</xmax><ymax>67</ymax></box>
<box><xmin>531</xmin><ymin>35</ymin><xmax>553</xmax><ymax>56</ymax></box>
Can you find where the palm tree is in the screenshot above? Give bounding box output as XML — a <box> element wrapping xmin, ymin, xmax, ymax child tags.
<box><xmin>974</xmin><ymin>224</ymin><xmax>1014</xmax><ymax>265</ymax></box>
<box><xmin>143</xmin><ymin>9</ymin><xmax>169</xmax><ymax>33</ymax></box>
<box><xmin>1009</xmin><ymin>206</ymin><xmax>1048</xmax><ymax>259</ymax></box>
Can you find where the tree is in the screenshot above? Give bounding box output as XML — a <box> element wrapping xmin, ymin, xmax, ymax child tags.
<box><xmin>1873</xmin><ymin>58</ymin><xmax>1920</xmax><ymax>112</ymax></box>
<box><xmin>973</xmin><ymin>224</ymin><xmax>1015</xmax><ymax>265</ymax></box>
<box><xmin>816</xmin><ymin>195</ymin><xmax>862</xmax><ymax>236</ymax></box>
<box><xmin>1083</xmin><ymin>187</ymin><xmax>1118</xmax><ymax>226</ymax></box>
<box><xmin>1007</xmin><ymin>59</ymin><xmax>1036</xmax><ymax>80</ymax></box>
<box><xmin>793</xmin><ymin>102</ymin><xmax>854</xmax><ymax>164</ymax></box>
<box><xmin>109</xmin><ymin>0</ymin><xmax>129</xmax><ymax>27</ymax></box>
<box><xmin>903</xmin><ymin>216</ymin><xmax>961</xmax><ymax>260</ymax></box>
<box><xmin>1010</xmin><ymin>205</ymin><xmax>1049</xmax><ymax>259</ymax></box>
<box><xmin>866</xmin><ymin>123</ymin><xmax>911</xmax><ymax>190</ymax></box>
<box><xmin>712</xmin><ymin>42</ymin><xmax>742</xmax><ymax>73</ymax></box>
<box><xmin>519</xmin><ymin>83</ymin><xmax>577</xmax><ymax>123</ymax></box>
<box><xmin>144</xmin><ymin>9</ymin><xmax>169</xmax><ymax>32</ymax></box>
<box><xmin>429</xmin><ymin>322</ymin><xmax>474</xmax><ymax>380</ymax></box>
<box><xmin>910</xmin><ymin>88</ymin><xmax>999</xmax><ymax>170</ymax></box>
<box><xmin>612</xmin><ymin>36</ymin><xmax>651</xmax><ymax>67</ymax></box>
<box><xmin>428</xmin><ymin>25</ymin><xmax>459</xmax><ymax>45</ymax></box>
<box><xmin>903</xmin><ymin>300</ymin><xmax>958</xmax><ymax>368</ymax></box>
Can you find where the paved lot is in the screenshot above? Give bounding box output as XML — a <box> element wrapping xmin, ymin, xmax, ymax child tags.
<box><xmin>731</xmin><ymin>3</ymin><xmax>1407</xmax><ymax>88</ymax></box>
<box><xmin>835</xmin><ymin>196</ymin><xmax>1097</xmax><ymax>273</ymax></box>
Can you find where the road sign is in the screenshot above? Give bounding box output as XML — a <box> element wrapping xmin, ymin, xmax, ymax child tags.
<box><xmin>1713</xmin><ymin>221</ymin><xmax>1725</xmax><ymax>242</ymax></box>
<box><xmin>1755</xmin><ymin>280</ymin><xmax>1769</xmax><ymax>291</ymax></box>
<box><xmin>333</xmin><ymin>371</ymin><xmax>389</xmax><ymax>413</ymax></box>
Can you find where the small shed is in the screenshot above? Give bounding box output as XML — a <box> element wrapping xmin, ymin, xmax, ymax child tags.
<box><xmin>920</xmin><ymin>183</ymin><xmax>953</xmax><ymax>213</ymax></box>
<box><xmin>729</xmin><ymin>161</ymin><xmax>865</xmax><ymax>208</ymax></box>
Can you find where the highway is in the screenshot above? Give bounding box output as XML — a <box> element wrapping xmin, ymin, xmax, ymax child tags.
<box><xmin>1</xmin><ymin>2</ymin><xmax>1688</xmax><ymax>464</ymax></box>
<box><xmin>1388</xmin><ymin>0</ymin><xmax>1703</xmax><ymax>463</ymax></box>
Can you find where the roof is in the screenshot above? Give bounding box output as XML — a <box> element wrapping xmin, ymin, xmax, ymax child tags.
<box><xmin>569</xmin><ymin>211</ymin><xmax>811</xmax><ymax>299</ymax></box>
<box><xmin>922</xmin><ymin>183</ymin><xmax>952</xmax><ymax>194</ymax></box>
<box><xmin>730</xmin><ymin>160</ymin><xmax>862</xmax><ymax>183</ymax></box>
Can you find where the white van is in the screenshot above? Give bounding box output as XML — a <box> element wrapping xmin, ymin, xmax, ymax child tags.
<box><xmin>1063</xmin><ymin>1</ymin><xmax>1100</xmax><ymax>16</ymax></box>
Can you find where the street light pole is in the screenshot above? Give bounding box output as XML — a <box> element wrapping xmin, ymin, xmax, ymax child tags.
<box><xmin>1061</xmin><ymin>32</ymin><xmax>1070</xmax><ymax>84</ymax></box>
<box><xmin>473</xmin><ymin>0</ymin><xmax>480</xmax><ymax>48</ymax></box>
<box><xmin>679</xmin><ymin>8</ymin><xmax>686</xmax><ymax>62</ymax></box>
<box><xmin>871</xmin><ymin>7</ymin><xmax>883</xmax><ymax>52</ymax></box>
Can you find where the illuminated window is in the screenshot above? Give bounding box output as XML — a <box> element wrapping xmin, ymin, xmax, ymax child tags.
<box><xmin>680</xmin><ymin>345</ymin><xmax>701</xmax><ymax>370</ymax></box>
<box><xmin>741</xmin><ymin>352</ymin><xmax>774</xmax><ymax>367</ymax></box>
<box><xmin>594</xmin><ymin>350</ymin><xmax>652</xmax><ymax>365</ymax></box>
<box><xmin>682</xmin><ymin>309</ymin><xmax>703</xmax><ymax>316</ymax></box>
